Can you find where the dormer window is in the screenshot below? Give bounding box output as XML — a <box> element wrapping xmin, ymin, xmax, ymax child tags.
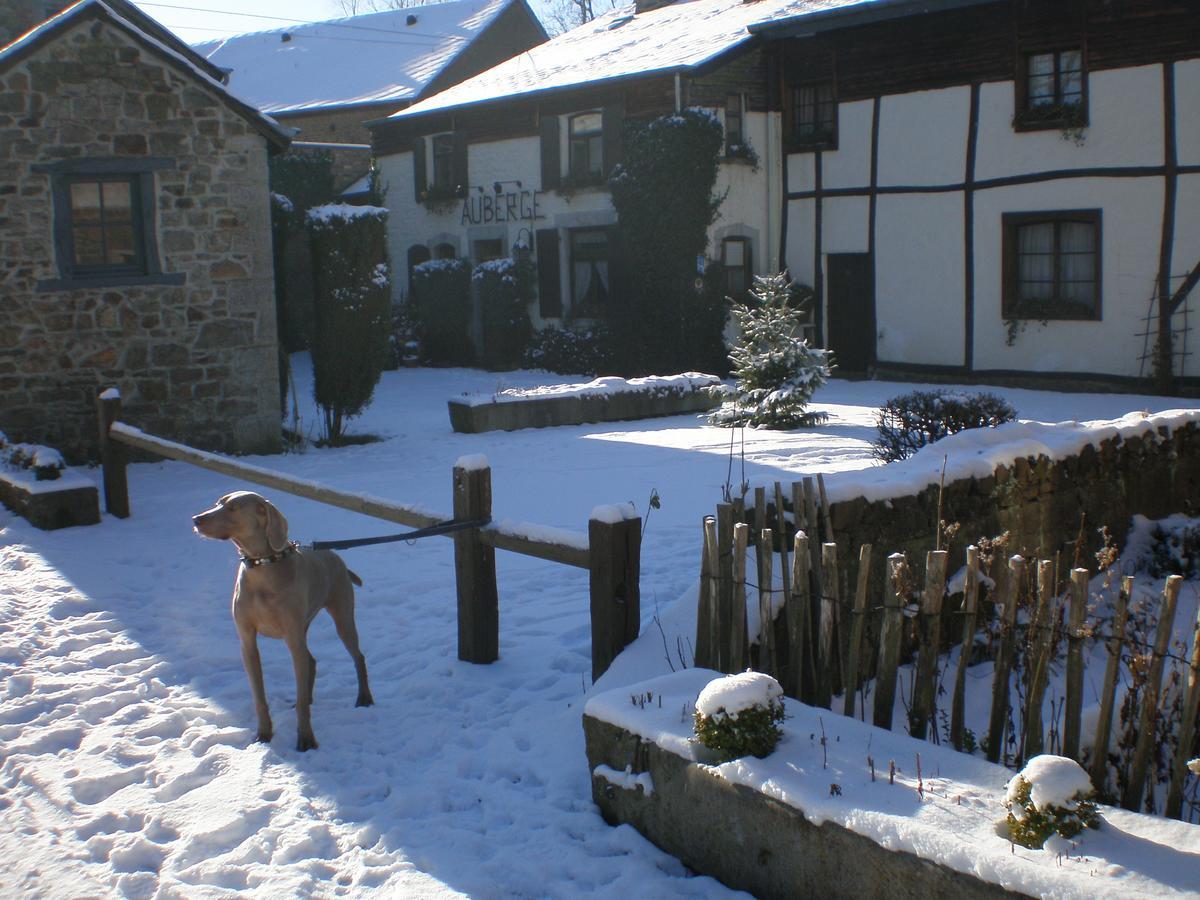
<box><xmin>568</xmin><ymin>112</ymin><xmax>603</xmax><ymax>181</ymax></box>
<box><xmin>1015</xmin><ymin>48</ymin><xmax>1087</xmax><ymax>131</ymax></box>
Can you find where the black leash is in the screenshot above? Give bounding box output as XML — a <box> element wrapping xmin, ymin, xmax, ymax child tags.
<box><xmin>308</xmin><ymin>518</ymin><xmax>490</xmax><ymax>551</ymax></box>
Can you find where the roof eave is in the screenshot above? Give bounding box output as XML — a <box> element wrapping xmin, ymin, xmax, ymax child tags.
<box><xmin>748</xmin><ymin>0</ymin><xmax>1002</xmax><ymax>38</ymax></box>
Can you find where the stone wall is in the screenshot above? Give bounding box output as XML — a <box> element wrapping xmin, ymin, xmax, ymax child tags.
<box><xmin>0</xmin><ymin>18</ymin><xmax>281</xmax><ymax>462</ymax></box>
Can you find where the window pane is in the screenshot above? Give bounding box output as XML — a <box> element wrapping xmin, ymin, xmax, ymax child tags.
<box><xmin>1059</xmin><ymin>50</ymin><xmax>1082</xmax><ymax>75</ymax></box>
<box><xmin>102</xmin><ymin>181</ymin><xmax>133</xmax><ymax>220</ymax></box>
<box><xmin>72</xmin><ymin>226</ymin><xmax>105</xmax><ymax>265</ymax></box>
<box><xmin>570</xmin><ymin>112</ymin><xmax>601</xmax><ymax>136</ymax></box>
<box><xmin>1016</xmin><ymin>222</ymin><xmax>1055</xmax><ymax>300</ymax></box>
<box><xmin>1028</xmin><ymin>53</ymin><xmax>1055</xmax><ymax>77</ymax></box>
<box><xmin>1058</xmin><ymin>221</ymin><xmax>1095</xmax><ymax>304</ymax></box>
<box><xmin>572</xmin><ymin>229</ymin><xmax>608</xmax><ymax>258</ymax></box>
<box><xmin>573</xmin><ymin>260</ymin><xmax>609</xmax><ymax>306</ymax></box>
<box><xmin>105</xmin><ymin>224</ymin><xmax>137</xmax><ymax>265</ymax></box>
<box><xmin>70</xmin><ymin>182</ymin><xmax>102</xmax><ymax>223</ymax></box>
<box><xmin>723</xmin><ymin>239</ymin><xmax>744</xmax><ymax>268</ymax></box>
<box><xmin>1061</xmin><ymin>68</ymin><xmax>1083</xmax><ymax>104</ymax></box>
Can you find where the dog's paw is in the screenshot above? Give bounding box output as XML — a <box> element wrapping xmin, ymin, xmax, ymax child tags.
<box><xmin>296</xmin><ymin>733</ymin><xmax>319</xmax><ymax>752</ymax></box>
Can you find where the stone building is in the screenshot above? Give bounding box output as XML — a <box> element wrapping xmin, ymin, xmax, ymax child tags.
<box><xmin>0</xmin><ymin>0</ymin><xmax>291</xmax><ymax>461</ymax></box>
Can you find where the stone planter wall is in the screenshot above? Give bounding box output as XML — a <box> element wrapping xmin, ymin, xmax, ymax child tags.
<box><xmin>448</xmin><ymin>385</ymin><xmax>722</xmax><ymax>433</ymax></box>
<box><xmin>583</xmin><ymin>714</ymin><xmax>1024</xmax><ymax>900</ymax></box>
<box><xmin>0</xmin><ymin>471</ymin><xmax>100</xmax><ymax>530</ymax></box>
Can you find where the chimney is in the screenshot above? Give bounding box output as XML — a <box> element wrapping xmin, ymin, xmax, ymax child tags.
<box><xmin>634</xmin><ymin>0</ymin><xmax>676</xmax><ymax>14</ymax></box>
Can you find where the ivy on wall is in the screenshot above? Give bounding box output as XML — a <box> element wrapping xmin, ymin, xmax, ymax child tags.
<box><xmin>608</xmin><ymin>110</ymin><xmax>726</xmax><ymax>375</ymax></box>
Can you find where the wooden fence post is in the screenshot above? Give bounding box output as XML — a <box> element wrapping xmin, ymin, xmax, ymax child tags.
<box><xmin>1022</xmin><ymin>560</ymin><xmax>1057</xmax><ymax>762</ymax></box>
<box><xmin>1089</xmin><ymin>575</ymin><xmax>1131</xmax><ymax>793</ymax></box>
<box><xmin>454</xmin><ymin>460</ymin><xmax>499</xmax><ymax>665</ymax></box>
<box><xmin>987</xmin><ymin>555</ymin><xmax>1025</xmax><ymax>765</ymax></box>
<box><xmin>1123</xmin><ymin>574</ymin><xmax>1183</xmax><ymax>811</ymax></box>
<box><xmin>758</xmin><ymin>528</ymin><xmax>776</xmax><ymax>677</ymax></box>
<box><xmin>816</xmin><ymin>542</ymin><xmax>839</xmax><ymax>708</ymax></box>
<box><xmin>843</xmin><ymin>543</ymin><xmax>872</xmax><ymax>719</ymax></box>
<box><xmin>730</xmin><ymin>522</ymin><xmax>749</xmax><ymax>672</ymax></box>
<box><xmin>1063</xmin><ymin>567</ymin><xmax>1089</xmax><ymax>761</ymax></box>
<box><xmin>589</xmin><ymin>510</ymin><xmax>642</xmax><ymax>683</ymax></box>
<box><xmin>716</xmin><ymin>503</ymin><xmax>735</xmax><ymax>673</ymax></box>
<box><xmin>787</xmin><ymin>531</ymin><xmax>811</xmax><ymax>701</ymax></box>
<box><xmin>1166</xmin><ymin>602</ymin><xmax>1200</xmax><ymax>819</ymax></box>
<box><xmin>873</xmin><ymin>553</ymin><xmax>906</xmax><ymax>731</ymax></box>
<box><xmin>950</xmin><ymin>545</ymin><xmax>981</xmax><ymax>751</ymax></box>
<box><xmin>695</xmin><ymin>516</ymin><xmax>718</xmax><ymax>669</ymax></box>
<box><xmin>910</xmin><ymin>550</ymin><xmax>948</xmax><ymax>741</ymax></box>
<box><xmin>96</xmin><ymin>389</ymin><xmax>129</xmax><ymax>518</ymax></box>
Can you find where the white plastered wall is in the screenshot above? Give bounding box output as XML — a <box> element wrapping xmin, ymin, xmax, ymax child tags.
<box><xmin>877</xmin><ymin>86</ymin><xmax>969</xmax><ymax>187</ymax></box>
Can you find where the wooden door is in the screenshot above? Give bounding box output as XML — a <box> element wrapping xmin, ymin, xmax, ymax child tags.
<box><xmin>826</xmin><ymin>253</ymin><xmax>875</xmax><ymax>373</ymax></box>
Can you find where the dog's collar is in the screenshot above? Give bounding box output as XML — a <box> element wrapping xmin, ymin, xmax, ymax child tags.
<box><xmin>240</xmin><ymin>541</ymin><xmax>300</xmax><ymax>568</ymax></box>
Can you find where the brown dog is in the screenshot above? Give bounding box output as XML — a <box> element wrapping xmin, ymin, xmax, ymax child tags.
<box><xmin>192</xmin><ymin>491</ymin><xmax>373</xmax><ymax>751</ymax></box>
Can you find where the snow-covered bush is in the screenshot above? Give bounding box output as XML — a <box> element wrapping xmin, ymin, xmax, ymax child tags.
<box><xmin>3</xmin><ymin>442</ymin><xmax>64</xmax><ymax>481</ymax></box>
<box><xmin>411</xmin><ymin>258</ymin><xmax>472</xmax><ymax>366</ymax></box>
<box><xmin>1139</xmin><ymin>518</ymin><xmax>1200</xmax><ymax>579</ymax></box>
<box><xmin>522</xmin><ymin>323</ymin><xmax>613</xmax><ymax>375</ymax></box>
<box><xmin>709</xmin><ymin>271</ymin><xmax>832</xmax><ymax>429</ymax></box>
<box><xmin>306</xmin><ymin>204</ymin><xmax>391</xmax><ymax>445</ymax></box>
<box><xmin>693</xmin><ymin>671</ymin><xmax>786</xmax><ymax>760</ymax></box>
<box><xmin>473</xmin><ymin>257</ymin><xmax>533</xmax><ymax>371</ymax></box>
<box><xmin>874</xmin><ymin>390</ymin><xmax>1016</xmax><ymax>463</ymax></box>
<box><xmin>1003</xmin><ymin>756</ymin><xmax>1101</xmax><ymax>849</ymax></box>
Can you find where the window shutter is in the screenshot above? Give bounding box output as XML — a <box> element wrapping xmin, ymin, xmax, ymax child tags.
<box><xmin>452</xmin><ymin>131</ymin><xmax>469</xmax><ymax>196</ymax></box>
<box><xmin>536</xmin><ymin>228</ymin><xmax>562</xmax><ymax>318</ymax></box>
<box><xmin>601</xmin><ymin>101</ymin><xmax>624</xmax><ymax>176</ymax></box>
<box><xmin>540</xmin><ymin>114</ymin><xmax>560</xmax><ymax>190</ymax></box>
<box><xmin>411</xmin><ymin>136</ymin><xmax>426</xmax><ymax>202</ymax></box>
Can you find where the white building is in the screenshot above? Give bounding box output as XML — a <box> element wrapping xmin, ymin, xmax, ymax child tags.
<box><xmin>371</xmin><ymin>0</ymin><xmax>1200</xmax><ymax>392</ymax></box>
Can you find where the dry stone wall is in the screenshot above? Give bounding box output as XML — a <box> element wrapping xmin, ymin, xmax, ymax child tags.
<box><xmin>0</xmin><ymin>19</ymin><xmax>281</xmax><ymax>461</ymax></box>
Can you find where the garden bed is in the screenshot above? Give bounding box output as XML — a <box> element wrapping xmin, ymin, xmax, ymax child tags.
<box><xmin>447</xmin><ymin>373</ymin><xmax>726</xmax><ymax>433</ymax></box>
<box><xmin>0</xmin><ymin>467</ymin><xmax>99</xmax><ymax>529</ymax></box>
<box><xmin>583</xmin><ymin>669</ymin><xmax>1200</xmax><ymax>899</ymax></box>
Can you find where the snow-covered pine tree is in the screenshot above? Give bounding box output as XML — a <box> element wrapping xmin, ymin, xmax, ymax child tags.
<box><xmin>710</xmin><ymin>271</ymin><xmax>832</xmax><ymax>429</ymax></box>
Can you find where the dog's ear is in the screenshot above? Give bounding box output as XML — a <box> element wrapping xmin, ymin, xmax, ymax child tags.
<box><xmin>264</xmin><ymin>501</ymin><xmax>289</xmax><ymax>553</ymax></box>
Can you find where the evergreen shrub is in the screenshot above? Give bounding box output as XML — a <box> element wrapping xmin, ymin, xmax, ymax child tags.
<box><xmin>1003</xmin><ymin>761</ymin><xmax>1101</xmax><ymax>850</ymax></box>
<box><xmin>874</xmin><ymin>390</ymin><xmax>1017</xmax><ymax>463</ymax></box>
<box><xmin>522</xmin><ymin>323</ymin><xmax>613</xmax><ymax>375</ymax></box>
<box><xmin>693</xmin><ymin>672</ymin><xmax>786</xmax><ymax>760</ymax></box>
<box><xmin>473</xmin><ymin>257</ymin><xmax>534</xmax><ymax>370</ymax></box>
<box><xmin>710</xmin><ymin>271</ymin><xmax>832</xmax><ymax>429</ymax></box>
<box><xmin>306</xmin><ymin>204</ymin><xmax>391</xmax><ymax>445</ymax></box>
<box><xmin>411</xmin><ymin>259</ymin><xmax>472</xmax><ymax>366</ymax></box>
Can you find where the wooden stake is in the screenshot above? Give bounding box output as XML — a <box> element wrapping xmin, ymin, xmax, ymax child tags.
<box><xmin>455</xmin><ymin>462</ymin><xmax>498</xmax><ymax>665</ymax></box>
<box><xmin>817</xmin><ymin>542</ymin><xmax>839</xmax><ymax>709</ymax></box>
<box><xmin>911</xmin><ymin>550</ymin><xmax>949</xmax><ymax>741</ymax></box>
<box><xmin>96</xmin><ymin>390</ymin><xmax>130</xmax><ymax>518</ymax></box>
<box><xmin>843</xmin><ymin>543</ymin><xmax>872</xmax><ymax>719</ymax></box>
<box><xmin>774</xmin><ymin>482</ymin><xmax>791</xmax><ymax>602</ymax></box>
<box><xmin>1166</xmin><ymin>603</ymin><xmax>1200</xmax><ymax>819</ymax></box>
<box><xmin>1089</xmin><ymin>576</ymin><xmax>1131</xmax><ymax>793</ymax></box>
<box><xmin>1022</xmin><ymin>560</ymin><xmax>1057</xmax><ymax>762</ymax></box>
<box><xmin>716</xmin><ymin>504</ymin><xmax>734</xmax><ymax>673</ymax></box>
<box><xmin>987</xmin><ymin>556</ymin><xmax>1025</xmax><ymax>765</ymax></box>
<box><xmin>873</xmin><ymin>553</ymin><xmax>906</xmax><ymax>731</ymax></box>
<box><xmin>1124</xmin><ymin>575</ymin><xmax>1184</xmax><ymax>811</ymax></box>
<box><xmin>950</xmin><ymin>546</ymin><xmax>981</xmax><ymax>751</ymax></box>
<box><xmin>731</xmin><ymin>522</ymin><xmax>749</xmax><ymax>672</ymax></box>
<box><xmin>787</xmin><ymin>531</ymin><xmax>811</xmax><ymax>700</ymax></box>
<box><xmin>1063</xmin><ymin>567</ymin><xmax>1089</xmax><ymax>761</ymax></box>
<box><xmin>758</xmin><ymin>528</ymin><xmax>776</xmax><ymax>677</ymax></box>
<box><xmin>588</xmin><ymin>511</ymin><xmax>642</xmax><ymax>682</ymax></box>
<box><xmin>695</xmin><ymin>516</ymin><xmax>718</xmax><ymax>669</ymax></box>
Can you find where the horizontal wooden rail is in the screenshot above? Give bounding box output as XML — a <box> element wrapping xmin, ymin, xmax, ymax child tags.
<box><xmin>481</xmin><ymin>524</ymin><xmax>591</xmax><ymax>570</ymax></box>
<box><xmin>109</xmin><ymin>422</ymin><xmax>443</xmax><ymax>530</ymax></box>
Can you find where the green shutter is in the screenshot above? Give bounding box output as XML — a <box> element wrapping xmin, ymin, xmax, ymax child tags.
<box><xmin>412</xmin><ymin>136</ymin><xmax>426</xmax><ymax>202</ymax></box>
<box><xmin>536</xmin><ymin>228</ymin><xmax>562</xmax><ymax>318</ymax></box>
<box><xmin>452</xmin><ymin>131</ymin><xmax>469</xmax><ymax>196</ymax></box>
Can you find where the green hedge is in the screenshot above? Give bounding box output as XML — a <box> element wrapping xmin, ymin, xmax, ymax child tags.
<box><xmin>473</xmin><ymin>257</ymin><xmax>533</xmax><ymax>370</ymax></box>
<box><xmin>411</xmin><ymin>258</ymin><xmax>472</xmax><ymax>365</ymax></box>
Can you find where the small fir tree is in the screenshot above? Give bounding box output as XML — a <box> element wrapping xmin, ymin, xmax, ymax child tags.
<box><xmin>710</xmin><ymin>272</ymin><xmax>832</xmax><ymax>429</ymax></box>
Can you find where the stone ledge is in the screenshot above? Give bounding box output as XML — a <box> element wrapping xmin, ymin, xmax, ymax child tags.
<box><xmin>0</xmin><ymin>471</ymin><xmax>100</xmax><ymax>529</ymax></box>
<box><xmin>583</xmin><ymin>713</ymin><xmax>1025</xmax><ymax>899</ymax></box>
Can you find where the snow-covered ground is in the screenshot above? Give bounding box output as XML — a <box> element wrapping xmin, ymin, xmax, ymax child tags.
<box><xmin>0</xmin><ymin>360</ymin><xmax>1193</xmax><ymax>897</ymax></box>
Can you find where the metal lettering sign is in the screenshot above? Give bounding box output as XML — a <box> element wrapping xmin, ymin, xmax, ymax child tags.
<box><xmin>461</xmin><ymin>190</ymin><xmax>545</xmax><ymax>226</ymax></box>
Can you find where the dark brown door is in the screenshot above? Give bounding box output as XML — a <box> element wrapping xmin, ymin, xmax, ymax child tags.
<box><xmin>826</xmin><ymin>253</ymin><xmax>874</xmax><ymax>373</ymax></box>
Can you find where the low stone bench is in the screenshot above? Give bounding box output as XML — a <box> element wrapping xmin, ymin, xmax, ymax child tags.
<box><xmin>448</xmin><ymin>374</ymin><xmax>727</xmax><ymax>434</ymax></box>
<box><xmin>0</xmin><ymin>468</ymin><xmax>100</xmax><ymax>529</ymax></box>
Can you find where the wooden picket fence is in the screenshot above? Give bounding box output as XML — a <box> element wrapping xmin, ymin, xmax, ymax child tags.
<box><xmin>694</xmin><ymin>477</ymin><xmax>1200</xmax><ymax>821</ymax></box>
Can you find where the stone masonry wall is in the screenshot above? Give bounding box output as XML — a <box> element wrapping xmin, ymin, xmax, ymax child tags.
<box><xmin>0</xmin><ymin>19</ymin><xmax>281</xmax><ymax>461</ymax></box>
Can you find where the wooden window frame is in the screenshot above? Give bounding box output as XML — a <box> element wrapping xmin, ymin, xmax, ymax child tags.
<box><xmin>568</xmin><ymin>226</ymin><xmax>610</xmax><ymax>318</ymax></box>
<box><xmin>431</xmin><ymin>134</ymin><xmax>455</xmax><ymax>191</ymax></box>
<box><xmin>1013</xmin><ymin>47</ymin><xmax>1089</xmax><ymax>132</ymax></box>
<box><xmin>62</xmin><ymin>174</ymin><xmax>147</xmax><ymax>279</ymax></box>
<box><xmin>785</xmin><ymin>80</ymin><xmax>837</xmax><ymax>153</ymax></box>
<box><xmin>724</xmin><ymin>93</ymin><xmax>744</xmax><ymax>156</ymax></box>
<box><xmin>721</xmin><ymin>236</ymin><xmax>752</xmax><ymax>299</ymax></box>
<box><xmin>1001</xmin><ymin>210</ymin><xmax>1101</xmax><ymax>321</ymax></box>
<box><xmin>567</xmin><ymin>111</ymin><xmax>604</xmax><ymax>184</ymax></box>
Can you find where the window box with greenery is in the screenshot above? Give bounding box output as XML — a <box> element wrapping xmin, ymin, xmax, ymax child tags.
<box><xmin>36</xmin><ymin>157</ymin><xmax>183</xmax><ymax>291</ymax></box>
<box><xmin>785</xmin><ymin>81</ymin><xmax>836</xmax><ymax>152</ymax></box>
<box><xmin>540</xmin><ymin>105</ymin><xmax>623</xmax><ymax>194</ymax></box>
<box><xmin>1013</xmin><ymin>48</ymin><xmax>1088</xmax><ymax>133</ymax></box>
<box><xmin>1002</xmin><ymin>210</ymin><xmax>1101</xmax><ymax>325</ymax></box>
<box><xmin>412</xmin><ymin>132</ymin><xmax>467</xmax><ymax>211</ymax></box>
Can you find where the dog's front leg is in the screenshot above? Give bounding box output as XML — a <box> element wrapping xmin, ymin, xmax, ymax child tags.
<box><xmin>238</xmin><ymin>626</ymin><xmax>272</xmax><ymax>744</ymax></box>
<box><xmin>286</xmin><ymin>633</ymin><xmax>318</xmax><ymax>752</ymax></box>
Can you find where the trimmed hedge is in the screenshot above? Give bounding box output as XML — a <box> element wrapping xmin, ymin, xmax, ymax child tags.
<box><xmin>411</xmin><ymin>258</ymin><xmax>472</xmax><ymax>366</ymax></box>
<box><xmin>522</xmin><ymin>323</ymin><xmax>614</xmax><ymax>375</ymax></box>
<box><xmin>474</xmin><ymin>257</ymin><xmax>534</xmax><ymax>371</ymax></box>
<box><xmin>874</xmin><ymin>390</ymin><xmax>1017</xmax><ymax>463</ymax></box>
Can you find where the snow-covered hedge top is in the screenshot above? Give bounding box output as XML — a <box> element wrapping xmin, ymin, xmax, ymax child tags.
<box><xmin>306</xmin><ymin>204</ymin><xmax>387</xmax><ymax>226</ymax></box>
<box><xmin>817</xmin><ymin>408</ymin><xmax>1200</xmax><ymax>508</ymax></box>
<box><xmin>457</xmin><ymin>373</ymin><xmax>725</xmax><ymax>407</ymax></box>
<box><xmin>1007</xmin><ymin>756</ymin><xmax>1094</xmax><ymax>811</ymax></box>
<box><xmin>413</xmin><ymin>258</ymin><xmax>469</xmax><ymax>275</ymax></box>
<box><xmin>695</xmin><ymin>671</ymin><xmax>783</xmax><ymax>719</ymax></box>
<box><xmin>472</xmin><ymin>258</ymin><xmax>515</xmax><ymax>281</ymax></box>
<box><xmin>271</xmin><ymin>192</ymin><xmax>294</xmax><ymax>212</ymax></box>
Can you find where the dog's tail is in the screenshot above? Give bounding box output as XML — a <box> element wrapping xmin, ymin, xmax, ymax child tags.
<box><xmin>348</xmin><ymin>569</ymin><xmax>363</xmax><ymax>587</ymax></box>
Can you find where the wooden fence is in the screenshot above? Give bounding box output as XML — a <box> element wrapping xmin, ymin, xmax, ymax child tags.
<box><xmin>695</xmin><ymin>476</ymin><xmax>1200</xmax><ymax>821</ymax></box>
<box><xmin>96</xmin><ymin>391</ymin><xmax>640</xmax><ymax>681</ymax></box>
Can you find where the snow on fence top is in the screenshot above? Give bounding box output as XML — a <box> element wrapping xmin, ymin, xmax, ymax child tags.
<box><xmin>818</xmin><ymin>409</ymin><xmax>1200</xmax><ymax>507</ymax></box>
<box><xmin>455</xmin><ymin>454</ymin><xmax>489</xmax><ymax>472</ymax></box>
<box><xmin>590</xmin><ymin>502</ymin><xmax>638</xmax><ymax>524</ymax></box>
<box><xmin>458</xmin><ymin>373</ymin><xmax>723</xmax><ymax>407</ymax></box>
<box><xmin>305</xmin><ymin>204</ymin><xmax>388</xmax><ymax>226</ymax></box>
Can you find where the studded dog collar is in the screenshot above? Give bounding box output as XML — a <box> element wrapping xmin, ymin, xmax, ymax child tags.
<box><xmin>240</xmin><ymin>540</ymin><xmax>300</xmax><ymax>568</ymax></box>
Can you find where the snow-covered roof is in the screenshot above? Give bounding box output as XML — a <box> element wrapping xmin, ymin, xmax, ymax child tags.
<box><xmin>390</xmin><ymin>0</ymin><xmax>869</xmax><ymax>121</ymax></box>
<box><xmin>0</xmin><ymin>0</ymin><xmax>290</xmax><ymax>148</ymax></box>
<box><xmin>193</xmin><ymin>0</ymin><xmax>536</xmax><ymax>115</ymax></box>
